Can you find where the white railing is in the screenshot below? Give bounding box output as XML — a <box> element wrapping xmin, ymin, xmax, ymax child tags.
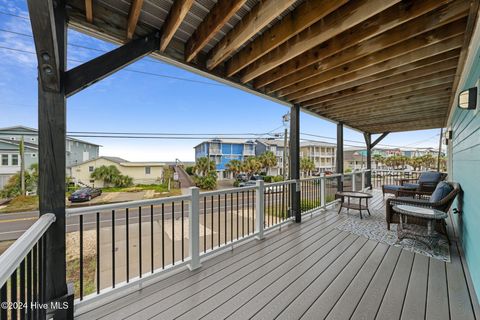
<box><xmin>67</xmin><ymin>170</ymin><xmax>371</xmax><ymax>313</ymax></box>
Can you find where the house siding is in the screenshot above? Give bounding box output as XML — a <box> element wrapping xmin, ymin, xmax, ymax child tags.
<box><xmin>449</xmin><ymin>36</ymin><xmax>480</xmax><ymax>302</ymax></box>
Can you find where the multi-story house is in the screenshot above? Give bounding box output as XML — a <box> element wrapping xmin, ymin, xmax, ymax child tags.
<box><xmin>194</xmin><ymin>139</ymin><xmax>256</xmax><ymax>179</ymax></box>
<box><xmin>255</xmin><ymin>139</ymin><xmax>287</xmax><ymax>177</ymax></box>
<box><xmin>0</xmin><ymin>125</ymin><xmax>100</xmax><ymax>188</ymax></box>
<box><xmin>300</xmin><ymin>141</ymin><xmax>336</xmax><ymax>173</ymax></box>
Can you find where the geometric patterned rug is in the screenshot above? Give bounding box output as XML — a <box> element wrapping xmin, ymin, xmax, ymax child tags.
<box><xmin>335</xmin><ymin>212</ymin><xmax>451</xmax><ymax>262</ymax></box>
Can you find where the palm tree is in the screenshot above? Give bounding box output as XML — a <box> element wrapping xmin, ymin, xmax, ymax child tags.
<box><xmin>372</xmin><ymin>154</ymin><xmax>384</xmax><ymax>169</ymax></box>
<box><xmin>300</xmin><ymin>157</ymin><xmax>315</xmax><ymax>177</ymax></box>
<box><xmin>259</xmin><ymin>151</ymin><xmax>277</xmax><ymax>175</ymax></box>
<box><xmin>226</xmin><ymin>159</ymin><xmax>242</xmax><ymax>177</ymax></box>
<box><xmin>243</xmin><ymin>157</ymin><xmax>262</xmax><ymax>177</ymax></box>
<box><xmin>91</xmin><ymin>165</ymin><xmax>121</xmax><ymax>186</ymax></box>
<box><xmin>194</xmin><ymin>157</ymin><xmax>215</xmax><ymax>177</ymax></box>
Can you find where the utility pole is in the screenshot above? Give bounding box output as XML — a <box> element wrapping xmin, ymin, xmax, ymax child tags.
<box><xmin>20</xmin><ymin>135</ymin><xmax>25</xmax><ymax>195</ymax></box>
<box><xmin>282</xmin><ymin>113</ymin><xmax>290</xmax><ymax>180</ymax></box>
<box><xmin>437</xmin><ymin>127</ymin><xmax>443</xmax><ymax>172</ymax></box>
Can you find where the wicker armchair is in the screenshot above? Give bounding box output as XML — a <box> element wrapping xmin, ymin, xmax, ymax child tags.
<box><xmin>385</xmin><ymin>182</ymin><xmax>460</xmax><ymax>240</ymax></box>
<box><xmin>382</xmin><ymin>171</ymin><xmax>446</xmax><ymax>197</ymax></box>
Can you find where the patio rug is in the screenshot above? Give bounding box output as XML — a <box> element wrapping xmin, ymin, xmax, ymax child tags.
<box><xmin>335</xmin><ymin>212</ymin><xmax>450</xmax><ymax>262</ymax></box>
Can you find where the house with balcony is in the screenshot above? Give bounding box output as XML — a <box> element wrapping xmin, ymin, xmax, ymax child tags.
<box><xmin>194</xmin><ymin>139</ymin><xmax>256</xmax><ymax>179</ymax></box>
<box><xmin>0</xmin><ymin>126</ymin><xmax>100</xmax><ymax>188</ymax></box>
<box><xmin>2</xmin><ymin>1</ymin><xmax>480</xmax><ymax>320</ymax></box>
<box><xmin>255</xmin><ymin>138</ymin><xmax>287</xmax><ymax>176</ymax></box>
<box><xmin>300</xmin><ymin>141</ymin><xmax>336</xmax><ymax>173</ymax></box>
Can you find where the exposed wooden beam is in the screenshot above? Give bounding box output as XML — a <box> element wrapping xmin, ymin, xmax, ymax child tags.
<box><xmin>445</xmin><ymin>0</ymin><xmax>480</xmax><ymax>125</ymax></box>
<box><xmin>269</xmin><ymin>20</ymin><xmax>466</xmax><ymax>95</ymax></box>
<box><xmin>160</xmin><ymin>0</ymin><xmax>194</xmax><ymax>52</ymax></box>
<box><xmin>206</xmin><ymin>0</ymin><xmax>296</xmax><ymax>70</ymax></box>
<box><xmin>371</xmin><ymin>132</ymin><xmax>390</xmax><ymax>148</ymax></box>
<box><xmin>185</xmin><ymin>0</ymin><xmax>247</xmax><ymax>62</ymax></box>
<box><xmin>226</xmin><ymin>0</ymin><xmax>347</xmax><ymax>76</ymax></box>
<box><xmin>240</xmin><ymin>0</ymin><xmax>401</xmax><ymax>83</ymax></box>
<box><xmin>367</xmin><ymin>121</ymin><xmax>445</xmax><ymax>133</ymax></box>
<box><xmin>127</xmin><ymin>0</ymin><xmax>144</xmax><ymax>39</ymax></box>
<box><xmin>290</xmin><ymin>48</ymin><xmax>459</xmax><ymax>104</ymax></box>
<box><xmin>354</xmin><ymin>114</ymin><xmax>447</xmax><ymax>128</ymax></box>
<box><xmin>294</xmin><ymin>55</ymin><xmax>459</xmax><ymax>103</ymax></box>
<box><xmin>302</xmin><ymin>75</ymin><xmax>455</xmax><ymax>107</ymax></box>
<box><xmin>85</xmin><ymin>0</ymin><xmax>93</xmax><ymax>23</ymax></box>
<box><xmin>312</xmin><ymin>85</ymin><xmax>452</xmax><ymax>111</ymax></box>
<box><xmin>253</xmin><ymin>0</ymin><xmax>469</xmax><ymax>89</ymax></box>
<box><xmin>66</xmin><ymin>32</ymin><xmax>160</xmax><ymax>96</ymax></box>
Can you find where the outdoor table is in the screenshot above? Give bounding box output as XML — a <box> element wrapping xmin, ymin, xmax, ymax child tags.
<box><xmin>336</xmin><ymin>191</ymin><xmax>373</xmax><ymax>219</ymax></box>
<box><xmin>392</xmin><ymin>204</ymin><xmax>448</xmax><ymax>249</ymax></box>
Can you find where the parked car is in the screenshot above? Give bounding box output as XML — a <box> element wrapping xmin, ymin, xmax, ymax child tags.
<box><xmin>238</xmin><ymin>180</ymin><xmax>257</xmax><ymax>187</ymax></box>
<box><xmin>250</xmin><ymin>175</ymin><xmax>263</xmax><ymax>181</ymax></box>
<box><xmin>236</xmin><ymin>173</ymin><xmax>248</xmax><ymax>182</ymax></box>
<box><xmin>68</xmin><ymin>187</ymin><xmax>102</xmax><ymax>202</ymax></box>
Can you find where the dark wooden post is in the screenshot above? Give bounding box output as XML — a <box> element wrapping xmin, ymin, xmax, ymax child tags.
<box><xmin>28</xmin><ymin>0</ymin><xmax>72</xmax><ymax>317</ymax></box>
<box><xmin>336</xmin><ymin>123</ymin><xmax>344</xmax><ymax>191</ymax></box>
<box><xmin>289</xmin><ymin>104</ymin><xmax>301</xmax><ymax>223</ymax></box>
<box><xmin>364</xmin><ymin>133</ymin><xmax>372</xmax><ymax>188</ymax></box>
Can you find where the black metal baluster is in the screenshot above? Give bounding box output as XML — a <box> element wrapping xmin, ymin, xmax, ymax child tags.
<box><xmin>139</xmin><ymin>207</ymin><xmax>142</xmax><ymax>277</ymax></box>
<box><xmin>224</xmin><ymin>194</ymin><xmax>227</xmax><ymax>245</ymax></box>
<box><xmin>96</xmin><ymin>212</ymin><xmax>100</xmax><ymax>294</ymax></box>
<box><xmin>0</xmin><ymin>282</ymin><xmax>6</xmax><ymax>320</ymax></box>
<box><xmin>230</xmin><ymin>193</ymin><xmax>233</xmax><ymax>242</ymax></box>
<box><xmin>20</xmin><ymin>260</ymin><xmax>25</xmax><ymax>320</ymax></box>
<box><xmin>151</xmin><ymin>205</ymin><xmax>154</xmax><ymax>272</ymax></box>
<box><xmin>32</xmin><ymin>245</ymin><xmax>37</xmax><ymax>320</ymax></box>
<box><xmin>236</xmin><ymin>192</ymin><xmax>239</xmax><ymax>240</ymax></box>
<box><xmin>181</xmin><ymin>201</ymin><xmax>185</xmax><ymax>262</ymax></box>
<box><xmin>247</xmin><ymin>191</ymin><xmax>250</xmax><ymax>234</ymax></box>
<box><xmin>26</xmin><ymin>251</ymin><xmax>31</xmax><ymax>320</ymax></box>
<box><xmin>40</xmin><ymin>237</ymin><xmax>46</xmax><ymax>319</ymax></box>
<box><xmin>264</xmin><ymin>189</ymin><xmax>267</xmax><ymax>228</ymax></box>
<box><xmin>203</xmin><ymin>198</ymin><xmax>207</xmax><ymax>253</ymax></box>
<box><xmin>79</xmin><ymin>215</ymin><xmax>84</xmax><ymax>299</ymax></box>
<box><xmin>126</xmin><ymin>208</ymin><xmax>129</xmax><ymax>283</ymax></box>
<box><xmin>111</xmin><ymin>210</ymin><xmax>115</xmax><ymax>288</ymax></box>
<box><xmin>161</xmin><ymin>203</ymin><xmax>165</xmax><ymax>269</ymax></box>
<box><xmin>241</xmin><ymin>191</ymin><xmax>245</xmax><ymax>237</ymax></box>
<box><xmin>217</xmin><ymin>195</ymin><xmax>220</xmax><ymax>247</ymax></box>
<box><xmin>172</xmin><ymin>202</ymin><xmax>175</xmax><ymax>265</ymax></box>
<box><xmin>210</xmin><ymin>196</ymin><xmax>214</xmax><ymax>249</ymax></box>
<box><xmin>11</xmin><ymin>266</ymin><xmax>17</xmax><ymax>320</ymax></box>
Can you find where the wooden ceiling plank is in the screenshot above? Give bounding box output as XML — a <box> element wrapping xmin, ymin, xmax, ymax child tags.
<box><xmin>127</xmin><ymin>0</ymin><xmax>144</xmax><ymax>39</ymax></box>
<box><xmin>240</xmin><ymin>0</ymin><xmax>401</xmax><ymax>83</ymax></box>
<box><xmin>160</xmin><ymin>0</ymin><xmax>195</xmax><ymax>51</ymax></box>
<box><xmin>185</xmin><ymin>0</ymin><xmax>247</xmax><ymax>62</ymax></box>
<box><xmin>294</xmin><ymin>57</ymin><xmax>457</xmax><ymax>103</ymax></box>
<box><xmin>269</xmin><ymin>20</ymin><xmax>466</xmax><ymax>95</ymax></box>
<box><xmin>225</xmin><ymin>0</ymin><xmax>348</xmax><ymax>76</ymax></box>
<box><xmin>253</xmin><ymin>0</ymin><xmax>469</xmax><ymax>89</ymax></box>
<box><xmin>312</xmin><ymin>84</ymin><xmax>452</xmax><ymax>110</ymax></box>
<box><xmin>206</xmin><ymin>0</ymin><xmax>296</xmax><ymax>70</ymax></box>
<box><xmin>360</xmin><ymin>116</ymin><xmax>446</xmax><ymax>131</ymax></box>
<box><xmin>85</xmin><ymin>0</ymin><xmax>93</xmax><ymax>23</ymax></box>
<box><xmin>303</xmin><ymin>75</ymin><xmax>455</xmax><ymax>107</ymax></box>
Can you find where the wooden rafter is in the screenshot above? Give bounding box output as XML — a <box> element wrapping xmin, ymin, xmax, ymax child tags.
<box><xmin>279</xmin><ymin>37</ymin><xmax>463</xmax><ymax>99</ymax></box>
<box><xmin>294</xmin><ymin>58</ymin><xmax>456</xmax><ymax>102</ymax></box>
<box><xmin>185</xmin><ymin>0</ymin><xmax>247</xmax><ymax>62</ymax></box>
<box><xmin>160</xmin><ymin>0</ymin><xmax>194</xmax><ymax>52</ymax></box>
<box><xmin>253</xmin><ymin>0</ymin><xmax>468</xmax><ymax>89</ymax></box>
<box><xmin>206</xmin><ymin>0</ymin><xmax>296</xmax><ymax>70</ymax></box>
<box><xmin>303</xmin><ymin>76</ymin><xmax>456</xmax><ymax>107</ymax></box>
<box><xmin>127</xmin><ymin>0</ymin><xmax>144</xmax><ymax>39</ymax></box>
<box><xmin>267</xmin><ymin>17</ymin><xmax>467</xmax><ymax>94</ymax></box>
<box><xmin>85</xmin><ymin>0</ymin><xmax>93</xmax><ymax>23</ymax></box>
<box><xmin>225</xmin><ymin>0</ymin><xmax>347</xmax><ymax>76</ymax></box>
<box><xmin>239</xmin><ymin>0</ymin><xmax>402</xmax><ymax>83</ymax></box>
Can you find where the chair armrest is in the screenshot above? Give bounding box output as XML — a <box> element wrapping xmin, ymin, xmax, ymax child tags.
<box><xmin>399</xmin><ymin>178</ymin><xmax>419</xmax><ymax>185</ymax></box>
<box><xmin>386</xmin><ymin>197</ymin><xmax>433</xmax><ymax>208</ymax></box>
<box><xmin>395</xmin><ymin>189</ymin><xmax>432</xmax><ymax>198</ymax></box>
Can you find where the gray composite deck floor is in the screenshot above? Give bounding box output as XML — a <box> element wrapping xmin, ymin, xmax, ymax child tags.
<box><xmin>78</xmin><ymin>191</ymin><xmax>479</xmax><ymax>320</ymax></box>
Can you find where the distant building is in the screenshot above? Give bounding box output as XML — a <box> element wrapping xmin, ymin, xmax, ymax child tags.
<box><xmin>300</xmin><ymin>141</ymin><xmax>336</xmax><ymax>173</ymax></box>
<box><xmin>255</xmin><ymin>139</ymin><xmax>287</xmax><ymax>176</ymax></box>
<box><xmin>194</xmin><ymin>139</ymin><xmax>256</xmax><ymax>179</ymax></box>
<box><xmin>0</xmin><ymin>125</ymin><xmax>100</xmax><ymax>189</ymax></box>
<box><xmin>70</xmin><ymin>156</ymin><xmax>166</xmax><ymax>187</ymax></box>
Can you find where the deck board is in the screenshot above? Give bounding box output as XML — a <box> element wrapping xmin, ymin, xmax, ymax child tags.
<box><xmin>77</xmin><ymin>191</ymin><xmax>478</xmax><ymax>320</ymax></box>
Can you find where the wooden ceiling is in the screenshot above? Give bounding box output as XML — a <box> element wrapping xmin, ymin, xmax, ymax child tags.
<box><xmin>68</xmin><ymin>0</ymin><xmax>479</xmax><ymax>133</ymax></box>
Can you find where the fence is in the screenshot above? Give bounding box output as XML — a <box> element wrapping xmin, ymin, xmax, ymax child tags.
<box><xmin>370</xmin><ymin>170</ymin><xmax>423</xmax><ymax>189</ymax></box>
<box><xmin>1</xmin><ymin>170</ymin><xmax>371</xmax><ymax>312</ymax></box>
<box><xmin>0</xmin><ymin>214</ymin><xmax>56</xmax><ymax>320</ymax></box>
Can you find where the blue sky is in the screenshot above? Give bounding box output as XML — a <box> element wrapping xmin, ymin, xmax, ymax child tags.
<box><xmin>0</xmin><ymin>0</ymin><xmax>444</xmax><ymax>161</ymax></box>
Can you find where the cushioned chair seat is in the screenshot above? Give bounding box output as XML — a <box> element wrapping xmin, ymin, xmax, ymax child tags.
<box><xmin>402</xmin><ymin>183</ymin><xmax>419</xmax><ymax>189</ymax></box>
<box><xmin>382</xmin><ymin>185</ymin><xmax>405</xmax><ymax>191</ymax></box>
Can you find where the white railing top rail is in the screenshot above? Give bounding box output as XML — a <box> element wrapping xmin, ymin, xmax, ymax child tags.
<box><xmin>200</xmin><ymin>185</ymin><xmax>257</xmax><ymax>197</ymax></box>
<box><xmin>66</xmin><ymin>194</ymin><xmax>191</xmax><ymax>217</ymax></box>
<box><xmin>264</xmin><ymin>179</ymin><xmax>297</xmax><ymax>187</ymax></box>
<box><xmin>0</xmin><ymin>213</ymin><xmax>55</xmax><ymax>287</ymax></box>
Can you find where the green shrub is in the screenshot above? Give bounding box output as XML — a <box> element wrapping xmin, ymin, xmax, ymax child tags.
<box><xmin>273</xmin><ymin>175</ymin><xmax>284</xmax><ymax>182</ymax></box>
<box><xmin>194</xmin><ymin>171</ymin><xmax>217</xmax><ymax>190</ymax></box>
<box><xmin>233</xmin><ymin>180</ymin><xmax>240</xmax><ymax>187</ymax></box>
<box><xmin>185</xmin><ymin>166</ymin><xmax>195</xmax><ymax>176</ymax></box>
<box><xmin>300</xmin><ymin>199</ymin><xmax>321</xmax><ymax>212</ymax></box>
<box><xmin>263</xmin><ymin>175</ymin><xmax>273</xmax><ymax>183</ymax></box>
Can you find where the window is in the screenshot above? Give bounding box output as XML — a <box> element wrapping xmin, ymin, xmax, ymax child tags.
<box><xmin>1</xmin><ymin>155</ymin><xmax>8</xmax><ymax>165</ymax></box>
<box><xmin>11</xmin><ymin>154</ymin><xmax>19</xmax><ymax>166</ymax></box>
<box><xmin>89</xmin><ymin>166</ymin><xmax>94</xmax><ymax>172</ymax></box>
<box><xmin>145</xmin><ymin>166</ymin><xmax>151</xmax><ymax>174</ymax></box>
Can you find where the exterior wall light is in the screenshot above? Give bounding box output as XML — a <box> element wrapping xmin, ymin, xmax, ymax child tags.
<box><xmin>458</xmin><ymin>86</ymin><xmax>478</xmax><ymax>110</ymax></box>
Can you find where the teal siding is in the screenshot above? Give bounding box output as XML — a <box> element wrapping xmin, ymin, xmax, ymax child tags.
<box><xmin>450</xmin><ymin>42</ymin><xmax>480</xmax><ymax>302</ymax></box>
